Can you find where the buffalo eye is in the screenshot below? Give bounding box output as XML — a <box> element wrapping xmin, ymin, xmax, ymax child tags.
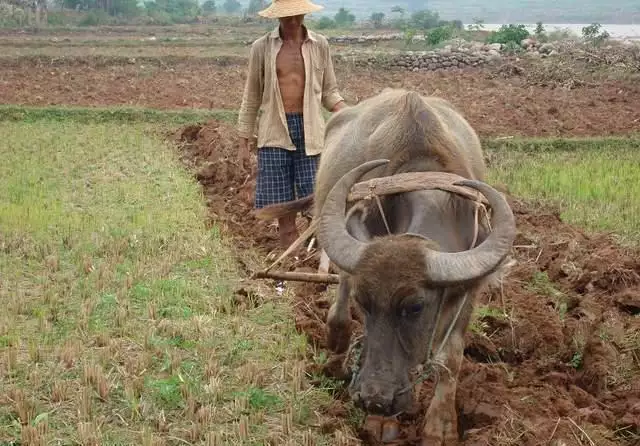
<box><xmin>400</xmin><ymin>302</ymin><xmax>424</xmax><ymax>318</ymax></box>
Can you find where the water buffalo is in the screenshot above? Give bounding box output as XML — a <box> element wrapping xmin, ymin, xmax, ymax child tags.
<box><xmin>261</xmin><ymin>88</ymin><xmax>517</xmax><ymax>444</ymax></box>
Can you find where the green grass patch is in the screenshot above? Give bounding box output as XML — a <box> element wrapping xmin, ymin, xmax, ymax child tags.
<box><xmin>2</xmin><ymin>104</ymin><xmax>639</xmax><ymax>246</ymax></box>
<box><xmin>487</xmin><ymin>137</ymin><xmax>640</xmax><ymax>246</ymax></box>
<box><xmin>0</xmin><ymin>104</ymin><xmax>236</xmax><ymax>125</ymax></box>
<box><xmin>483</xmin><ymin>135</ymin><xmax>640</xmax><ymax>153</ymax></box>
<box><xmin>0</xmin><ymin>120</ymin><xmax>337</xmax><ymax>444</ymax></box>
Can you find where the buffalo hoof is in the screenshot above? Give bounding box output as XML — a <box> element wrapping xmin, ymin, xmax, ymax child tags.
<box><xmin>362</xmin><ymin>415</ymin><xmax>400</xmax><ymax>443</ymax></box>
<box><xmin>421</xmin><ymin>411</ymin><xmax>459</xmax><ymax>446</ymax></box>
<box><xmin>420</xmin><ymin>431</ymin><xmax>459</xmax><ymax>446</ymax></box>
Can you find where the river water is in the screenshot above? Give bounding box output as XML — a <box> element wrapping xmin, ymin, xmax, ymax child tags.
<box><xmin>478</xmin><ymin>23</ymin><xmax>640</xmax><ymax>41</ymax></box>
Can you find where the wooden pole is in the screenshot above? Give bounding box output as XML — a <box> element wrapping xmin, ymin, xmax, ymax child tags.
<box><xmin>251</xmin><ymin>270</ymin><xmax>340</xmax><ymax>284</ymax></box>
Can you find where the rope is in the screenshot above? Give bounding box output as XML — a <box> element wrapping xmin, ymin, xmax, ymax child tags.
<box><xmin>375</xmin><ymin>194</ymin><xmax>392</xmax><ymax>235</ymax></box>
<box><xmin>404</xmin><ymin>291</ymin><xmax>469</xmax><ymax>390</ymax></box>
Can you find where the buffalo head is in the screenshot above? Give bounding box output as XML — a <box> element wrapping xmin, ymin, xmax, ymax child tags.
<box><xmin>316</xmin><ymin>160</ymin><xmax>517</xmax><ymax>416</ymax></box>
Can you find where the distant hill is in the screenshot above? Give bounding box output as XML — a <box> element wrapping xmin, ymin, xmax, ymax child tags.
<box><xmin>311</xmin><ymin>0</ymin><xmax>640</xmax><ymax>24</ymax></box>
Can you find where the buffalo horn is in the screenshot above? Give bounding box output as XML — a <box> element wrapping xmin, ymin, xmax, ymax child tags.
<box><xmin>422</xmin><ymin>179</ymin><xmax>516</xmax><ymax>285</ymax></box>
<box><xmin>316</xmin><ymin>159</ymin><xmax>390</xmax><ymax>273</ymax></box>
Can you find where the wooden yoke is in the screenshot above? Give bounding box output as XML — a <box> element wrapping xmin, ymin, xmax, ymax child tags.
<box><xmin>346</xmin><ymin>172</ymin><xmax>489</xmax><ymax>205</ymax></box>
<box><xmin>251</xmin><ymin>172</ymin><xmax>492</xmax><ymax>284</ymax></box>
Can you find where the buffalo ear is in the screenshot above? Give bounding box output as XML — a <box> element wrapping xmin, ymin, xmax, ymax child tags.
<box><xmin>345</xmin><ymin>204</ymin><xmax>371</xmax><ymax>242</ymax></box>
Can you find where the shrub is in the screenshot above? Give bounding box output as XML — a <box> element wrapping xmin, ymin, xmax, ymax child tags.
<box><xmin>370</xmin><ymin>11</ymin><xmax>384</xmax><ymax>28</ymax></box>
<box><xmin>79</xmin><ymin>10</ymin><xmax>113</xmax><ymax>26</ymax></box>
<box><xmin>404</xmin><ymin>27</ymin><xmax>417</xmax><ymax>46</ymax></box>
<box><xmin>502</xmin><ymin>40</ymin><xmax>523</xmax><ymax>55</ymax></box>
<box><xmin>486</xmin><ymin>24</ymin><xmax>530</xmax><ymax>45</ymax></box>
<box><xmin>315</xmin><ymin>16</ymin><xmax>335</xmax><ymax>29</ymax></box>
<box><xmin>425</xmin><ymin>25</ymin><xmax>454</xmax><ymax>46</ymax></box>
<box><xmin>409</xmin><ymin>9</ymin><xmax>440</xmax><ymax>30</ymax></box>
<box><xmin>334</xmin><ymin>7</ymin><xmax>355</xmax><ymax>27</ymax></box>
<box><xmin>582</xmin><ymin>23</ymin><xmax>610</xmax><ymax>46</ymax></box>
<box><xmin>534</xmin><ymin>21</ymin><xmax>548</xmax><ymax>42</ymax></box>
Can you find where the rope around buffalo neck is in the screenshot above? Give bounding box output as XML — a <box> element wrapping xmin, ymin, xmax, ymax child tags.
<box><xmin>398</xmin><ymin>291</ymin><xmax>469</xmax><ymax>394</ymax></box>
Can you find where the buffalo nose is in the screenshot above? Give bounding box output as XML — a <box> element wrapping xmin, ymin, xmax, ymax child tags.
<box><xmin>366</xmin><ymin>400</ymin><xmax>387</xmax><ymax>414</ymax></box>
<box><xmin>360</xmin><ymin>384</ymin><xmax>395</xmax><ymax>416</ymax></box>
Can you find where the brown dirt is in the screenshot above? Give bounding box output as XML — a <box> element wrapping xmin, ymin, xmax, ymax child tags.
<box><xmin>174</xmin><ymin>117</ymin><xmax>640</xmax><ymax>445</ymax></box>
<box><xmin>2</xmin><ymin>59</ymin><xmax>640</xmax><ymax>138</ymax></box>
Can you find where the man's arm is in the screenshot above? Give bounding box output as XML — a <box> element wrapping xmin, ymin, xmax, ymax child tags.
<box><xmin>237</xmin><ymin>40</ymin><xmax>264</xmax><ymax>139</ymax></box>
<box><xmin>321</xmin><ymin>41</ymin><xmax>345</xmax><ymax>112</ymax></box>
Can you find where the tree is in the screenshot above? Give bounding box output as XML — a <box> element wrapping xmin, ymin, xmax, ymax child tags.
<box><xmin>370</xmin><ymin>11</ymin><xmax>384</xmax><ymax>28</ymax></box>
<box><xmin>223</xmin><ymin>0</ymin><xmax>240</xmax><ymax>14</ymax></box>
<box><xmin>315</xmin><ymin>16</ymin><xmax>335</xmax><ymax>29</ymax></box>
<box><xmin>390</xmin><ymin>5</ymin><xmax>404</xmax><ymax>16</ymax></box>
<box><xmin>144</xmin><ymin>0</ymin><xmax>200</xmax><ymax>21</ymax></box>
<box><xmin>247</xmin><ymin>0</ymin><xmax>263</xmax><ymax>15</ymax></box>
<box><xmin>202</xmin><ymin>0</ymin><xmax>215</xmax><ymax>13</ymax></box>
<box><xmin>409</xmin><ymin>9</ymin><xmax>440</xmax><ymax>30</ymax></box>
<box><xmin>582</xmin><ymin>23</ymin><xmax>609</xmax><ymax>46</ymax></box>
<box><xmin>334</xmin><ymin>7</ymin><xmax>354</xmax><ymax>27</ymax></box>
<box><xmin>111</xmin><ymin>0</ymin><xmax>140</xmax><ymax>15</ymax></box>
<box><xmin>389</xmin><ymin>5</ymin><xmax>406</xmax><ymax>29</ymax></box>
<box><xmin>467</xmin><ymin>17</ymin><xmax>484</xmax><ymax>32</ymax></box>
<box><xmin>534</xmin><ymin>21</ymin><xmax>547</xmax><ymax>42</ymax></box>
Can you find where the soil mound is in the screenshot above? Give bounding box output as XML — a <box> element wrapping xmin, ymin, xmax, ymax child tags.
<box><xmin>173</xmin><ymin>119</ymin><xmax>316</xmax><ymax>267</ymax></box>
<box><xmin>176</xmin><ymin>119</ymin><xmax>640</xmax><ymax>446</ymax></box>
<box><xmin>174</xmin><ymin>120</ymin><xmax>279</xmax><ymax>253</ymax></box>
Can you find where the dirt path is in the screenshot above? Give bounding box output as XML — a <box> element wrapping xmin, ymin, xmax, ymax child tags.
<box><xmin>172</xmin><ymin>119</ymin><xmax>640</xmax><ymax>445</ymax></box>
<box><xmin>2</xmin><ymin>60</ymin><xmax>640</xmax><ymax>137</ymax></box>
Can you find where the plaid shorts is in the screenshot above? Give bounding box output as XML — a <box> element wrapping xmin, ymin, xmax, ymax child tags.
<box><xmin>254</xmin><ymin>112</ymin><xmax>319</xmax><ymax>209</ymax></box>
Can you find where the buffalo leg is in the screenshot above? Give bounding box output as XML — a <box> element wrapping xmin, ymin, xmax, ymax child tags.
<box><xmin>318</xmin><ymin>249</ymin><xmax>330</xmax><ymax>274</ymax></box>
<box><xmin>326</xmin><ymin>276</ymin><xmax>352</xmax><ymax>354</ymax></box>
<box><xmin>421</xmin><ymin>330</ymin><xmax>464</xmax><ymax>446</ymax></box>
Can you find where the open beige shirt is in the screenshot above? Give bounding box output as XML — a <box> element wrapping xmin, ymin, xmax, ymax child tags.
<box><xmin>237</xmin><ymin>26</ymin><xmax>344</xmax><ymax>157</ymax></box>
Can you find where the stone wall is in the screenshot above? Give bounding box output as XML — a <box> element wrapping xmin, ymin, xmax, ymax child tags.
<box><xmin>327</xmin><ymin>33</ymin><xmax>639</xmax><ymax>73</ymax></box>
<box><xmin>386</xmin><ymin>44</ymin><xmax>503</xmax><ymax>71</ymax></box>
<box><xmin>338</xmin><ymin>41</ymin><xmax>505</xmax><ymax>72</ymax></box>
<box><xmin>328</xmin><ymin>33</ymin><xmax>405</xmax><ymax>44</ymax></box>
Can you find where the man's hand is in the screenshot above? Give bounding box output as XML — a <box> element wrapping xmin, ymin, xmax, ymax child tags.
<box><xmin>239</xmin><ymin>137</ymin><xmax>251</xmax><ymax>171</ymax></box>
<box><xmin>331</xmin><ymin>101</ymin><xmax>346</xmax><ymax>112</ymax></box>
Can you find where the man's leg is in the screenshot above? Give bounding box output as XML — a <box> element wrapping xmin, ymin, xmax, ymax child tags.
<box><xmin>289</xmin><ymin>113</ymin><xmax>321</xmax><ymax>255</ymax></box>
<box><xmin>254</xmin><ymin>147</ymin><xmax>297</xmax><ymax>248</ymax></box>
<box><xmin>277</xmin><ymin>213</ymin><xmax>298</xmax><ymax>248</ymax></box>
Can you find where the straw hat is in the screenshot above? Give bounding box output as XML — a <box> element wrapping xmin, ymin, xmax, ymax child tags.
<box><xmin>258</xmin><ymin>0</ymin><xmax>323</xmax><ymax>18</ymax></box>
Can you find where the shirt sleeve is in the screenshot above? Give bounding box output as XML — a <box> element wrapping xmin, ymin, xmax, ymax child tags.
<box><xmin>237</xmin><ymin>40</ymin><xmax>264</xmax><ymax>138</ymax></box>
<box><xmin>321</xmin><ymin>41</ymin><xmax>344</xmax><ymax>111</ymax></box>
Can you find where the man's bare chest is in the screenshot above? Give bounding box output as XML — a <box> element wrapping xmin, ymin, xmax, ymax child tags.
<box><xmin>276</xmin><ymin>44</ymin><xmax>305</xmax><ymax>78</ymax></box>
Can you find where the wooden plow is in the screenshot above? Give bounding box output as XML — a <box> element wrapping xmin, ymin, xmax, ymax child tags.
<box><xmin>250</xmin><ymin>171</ymin><xmax>490</xmax><ymax>285</ymax></box>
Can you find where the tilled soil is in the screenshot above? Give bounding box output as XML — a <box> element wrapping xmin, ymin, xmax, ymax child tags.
<box><xmin>175</xmin><ymin>118</ymin><xmax>640</xmax><ymax>445</ymax></box>
<box><xmin>2</xmin><ymin>59</ymin><xmax>640</xmax><ymax>138</ymax></box>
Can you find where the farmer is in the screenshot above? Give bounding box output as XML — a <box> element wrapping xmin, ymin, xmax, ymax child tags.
<box><xmin>237</xmin><ymin>0</ymin><xmax>345</xmax><ymax>248</ymax></box>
